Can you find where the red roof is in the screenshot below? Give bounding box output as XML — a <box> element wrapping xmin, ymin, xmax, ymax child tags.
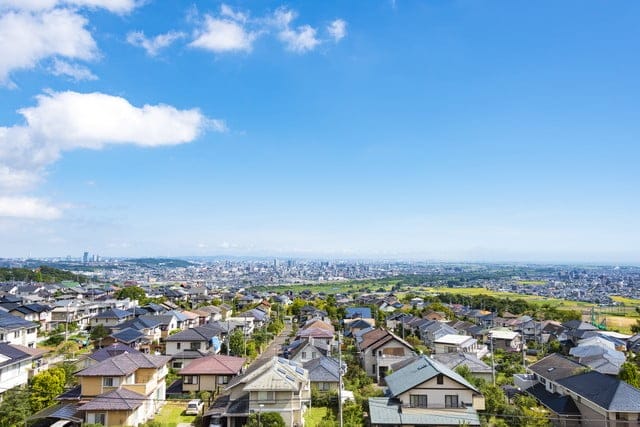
<box><xmin>179</xmin><ymin>355</ymin><xmax>246</xmax><ymax>375</ymax></box>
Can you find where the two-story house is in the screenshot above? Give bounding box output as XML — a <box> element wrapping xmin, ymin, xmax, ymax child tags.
<box><xmin>0</xmin><ymin>311</ymin><xmax>38</xmax><ymax>348</ymax></box>
<box><xmin>165</xmin><ymin>325</ymin><xmax>223</xmax><ymax>356</ymax></box>
<box><xmin>0</xmin><ymin>342</ymin><xmax>44</xmax><ymax>397</ymax></box>
<box><xmin>369</xmin><ymin>355</ymin><xmax>485</xmax><ymax>426</ymax></box>
<box><xmin>179</xmin><ymin>354</ymin><xmax>245</xmax><ymax>395</ymax></box>
<box><xmin>217</xmin><ymin>357</ymin><xmax>311</xmax><ymax>427</ymax></box>
<box><xmin>357</xmin><ymin>328</ymin><xmax>415</xmax><ymax>383</ymax></box>
<box><xmin>515</xmin><ymin>353</ymin><xmax>640</xmax><ymax>427</ymax></box>
<box><xmin>74</xmin><ymin>352</ymin><xmax>171</xmax><ymax>426</ymax></box>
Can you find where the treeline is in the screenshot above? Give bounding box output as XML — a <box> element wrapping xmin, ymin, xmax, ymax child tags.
<box><xmin>0</xmin><ymin>266</ymin><xmax>89</xmax><ymax>283</ymax></box>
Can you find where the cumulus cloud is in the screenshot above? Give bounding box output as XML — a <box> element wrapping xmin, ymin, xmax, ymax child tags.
<box><xmin>0</xmin><ymin>91</ymin><xmax>223</xmax><ymax>218</ymax></box>
<box><xmin>327</xmin><ymin>19</ymin><xmax>347</xmax><ymax>42</ymax></box>
<box><xmin>0</xmin><ymin>8</ymin><xmax>97</xmax><ymax>84</ymax></box>
<box><xmin>190</xmin><ymin>14</ymin><xmax>257</xmax><ymax>53</ymax></box>
<box><xmin>189</xmin><ymin>4</ymin><xmax>345</xmax><ymax>55</ymax></box>
<box><xmin>127</xmin><ymin>30</ymin><xmax>185</xmax><ymax>56</ymax></box>
<box><xmin>49</xmin><ymin>58</ymin><xmax>97</xmax><ymax>81</ymax></box>
<box><xmin>273</xmin><ymin>8</ymin><xmax>320</xmax><ymax>53</ymax></box>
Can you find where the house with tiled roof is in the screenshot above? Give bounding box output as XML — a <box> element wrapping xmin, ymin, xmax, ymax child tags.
<box><xmin>0</xmin><ymin>311</ymin><xmax>38</xmax><ymax>348</ymax></box>
<box><xmin>71</xmin><ymin>352</ymin><xmax>171</xmax><ymax>426</ymax></box>
<box><xmin>89</xmin><ymin>307</ymin><xmax>133</xmax><ymax>328</ymax></box>
<box><xmin>516</xmin><ymin>353</ymin><xmax>640</xmax><ymax>427</ymax></box>
<box><xmin>303</xmin><ymin>356</ymin><xmax>343</xmax><ymax>392</ymax></box>
<box><xmin>0</xmin><ymin>342</ymin><xmax>45</xmax><ymax>397</ymax></box>
<box><xmin>357</xmin><ymin>328</ymin><xmax>416</xmax><ymax>383</ymax></box>
<box><xmin>218</xmin><ymin>356</ymin><xmax>311</xmax><ymax>427</ymax></box>
<box><xmin>164</xmin><ymin>325</ymin><xmax>223</xmax><ymax>356</ymax></box>
<box><xmin>179</xmin><ymin>354</ymin><xmax>245</xmax><ymax>395</ymax></box>
<box><xmin>368</xmin><ymin>355</ymin><xmax>484</xmax><ymax>427</ymax></box>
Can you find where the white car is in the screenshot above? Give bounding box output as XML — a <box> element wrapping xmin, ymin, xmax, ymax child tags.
<box><xmin>185</xmin><ymin>399</ymin><xmax>204</xmax><ymax>415</ymax></box>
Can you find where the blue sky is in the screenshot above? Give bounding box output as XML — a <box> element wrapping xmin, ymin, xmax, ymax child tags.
<box><xmin>0</xmin><ymin>0</ymin><xmax>639</xmax><ymax>262</ymax></box>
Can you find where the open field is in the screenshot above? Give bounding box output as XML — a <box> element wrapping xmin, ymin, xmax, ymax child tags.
<box><xmin>152</xmin><ymin>402</ymin><xmax>196</xmax><ymax>427</ymax></box>
<box><xmin>603</xmin><ymin>316</ymin><xmax>638</xmax><ymax>332</ymax></box>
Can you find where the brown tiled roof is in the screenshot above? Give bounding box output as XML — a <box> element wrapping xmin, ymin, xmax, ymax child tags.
<box><xmin>78</xmin><ymin>388</ymin><xmax>145</xmax><ymax>411</ymax></box>
<box><xmin>359</xmin><ymin>328</ymin><xmax>391</xmax><ymax>350</ymax></box>
<box><xmin>179</xmin><ymin>355</ymin><xmax>246</xmax><ymax>375</ymax></box>
<box><xmin>77</xmin><ymin>352</ymin><xmax>170</xmax><ymax>377</ymax></box>
<box><xmin>303</xmin><ymin>319</ymin><xmax>334</xmax><ymax>332</ymax></box>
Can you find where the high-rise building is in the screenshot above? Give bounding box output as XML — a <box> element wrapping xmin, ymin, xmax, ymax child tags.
<box><xmin>83</xmin><ymin>252</ymin><xmax>89</xmax><ymax>263</ymax></box>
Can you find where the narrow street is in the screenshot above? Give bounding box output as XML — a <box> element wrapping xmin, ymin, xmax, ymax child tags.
<box><xmin>253</xmin><ymin>321</ymin><xmax>292</xmax><ymax>364</ymax></box>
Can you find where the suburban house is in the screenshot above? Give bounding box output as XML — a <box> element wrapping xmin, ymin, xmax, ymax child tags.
<box><xmin>8</xmin><ymin>303</ymin><xmax>53</xmax><ymax>331</ymax></box>
<box><xmin>357</xmin><ymin>328</ymin><xmax>415</xmax><ymax>383</ymax></box>
<box><xmin>179</xmin><ymin>354</ymin><xmax>245</xmax><ymax>395</ymax></box>
<box><xmin>285</xmin><ymin>339</ymin><xmax>328</xmax><ymax>363</ymax></box>
<box><xmin>433</xmin><ymin>334</ymin><xmax>488</xmax><ymax>358</ymax></box>
<box><xmin>368</xmin><ymin>355</ymin><xmax>485</xmax><ymax>427</ymax></box>
<box><xmin>164</xmin><ymin>326</ymin><xmax>222</xmax><ymax>356</ymax></box>
<box><xmin>0</xmin><ymin>311</ymin><xmax>38</xmax><ymax>348</ymax></box>
<box><xmin>216</xmin><ymin>357</ymin><xmax>311</xmax><ymax>427</ymax></box>
<box><xmin>431</xmin><ymin>352</ymin><xmax>493</xmax><ymax>383</ymax></box>
<box><xmin>73</xmin><ymin>352</ymin><xmax>171</xmax><ymax>426</ymax></box>
<box><xmin>515</xmin><ymin>353</ymin><xmax>640</xmax><ymax>427</ymax></box>
<box><xmin>89</xmin><ymin>308</ymin><xmax>134</xmax><ymax>328</ymax></box>
<box><xmin>489</xmin><ymin>328</ymin><xmax>523</xmax><ymax>352</ymax></box>
<box><xmin>303</xmin><ymin>356</ymin><xmax>343</xmax><ymax>392</ymax></box>
<box><xmin>0</xmin><ymin>342</ymin><xmax>46</xmax><ymax>397</ymax></box>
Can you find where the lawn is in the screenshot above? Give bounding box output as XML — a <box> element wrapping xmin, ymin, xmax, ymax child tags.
<box><xmin>151</xmin><ymin>402</ymin><xmax>196</xmax><ymax>427</ymax></box>
<box><xmin>305</xmin><ymin>407</ymin><xmax>331</xmax><ymax>427</ymax></box>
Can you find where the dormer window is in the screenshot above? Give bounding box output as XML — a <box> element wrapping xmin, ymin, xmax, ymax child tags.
<box><xmin>437</xmin><ymin>374</ymin><xmax>444</xmax><ymax>385</ymax></box>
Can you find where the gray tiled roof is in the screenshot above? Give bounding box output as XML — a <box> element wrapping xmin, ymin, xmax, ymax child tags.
<box><xmin>78</xmin><ymin>388</ymin><xmax>145</xmax><ymax>411</ymax></box>
<box><xmin>0</xmin><ymin>311</ymin><xmax>37</xmax><ymax>331</ymax></box>
<box><xmin>77</xmin><ymin>352</ymin><xmax>170</xmax><ymax>376</ymax></box>
<box><xmin>165</xmin><ymin>326</ymin><xmax>220</xmax><ymax>342</ymax></box>
<box><xmin>528</xmin><ymin>354</ymin><xmax>585</xmax><ymax>382</ymax></box>
<box><xmin>303</xmin><ymin>356</ymin><xmax>341</xmax><ymax>383</ymax></box>
<box><xmin>557</xmin><ymin>371</ymin><xmax>640</xmax><ymax>411</ymax></box>
<box><xmin>89</xmin><ymin>343</ymin><xmax>142</xmax><ymax>362</ymax></box>
<box><xmin>368</xmin><ymin>397</ymin><xmax>481</xmax><ymax>426</ymax></box>
<box><xmin>385</xmin><ymin>355</ymin><xmax>478</xmax><ymax>397</ymax></box>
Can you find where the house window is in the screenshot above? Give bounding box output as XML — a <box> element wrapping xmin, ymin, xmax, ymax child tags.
<box><xmin>217</xmin><ymin>375</ymin><xmax>229</xmax><ymax>385</ymax></box>
<box><xmin>312</xmin><ymin>352</ymin><xmax>317</xmax><ymax>359</ymax></box>
<box><xmin>445</xmin><ymin>395</ymin><xmax>459</xmax><ymax>408</ymax></box>
<box><xmin>301</xmin><ymin>352</ymin><xmax>307</xmax><ymax>359</ymax></box>
<box><xmin>257</xmin><ymin>391</ymin><xmax>275</xmax><ymax>402</ymax></box>
<box><xmin>319</xmin><ymin>382</ymin><xmax>331</xmax><ymax>391</ymax></box>
<box><xmin>184</xmin><ymin>376</ymin><xmax>199</xmax><ymax>384</ymax></box>
<box><xmin>173</xmin><ymin>361</ymin><xmax>183</xmax><ymax>369</ymax></box>
<box><xmin>437</xmin><ymin>374</ymin><xmax>444</xmax><ymax>385</ymax></box>
<box><xmin>190</xmin><ymin>342</ymin><xmax>200</xmax><ymax>350</ymax></box>
<box><xmin>410</xmin><ymin>395</ymin><xmax>427</xmax><ymax>408</ymax></box>
<box><xmin>89</xmin><ymin>413</ymin><xmax>106</xmax><ymax>425</ymax></box>
<box><xmin>103</xmin><ymin>377</ymin><xmax>117</xmax><ymax>387</ymax></box>
<box><xmin>176</xmin><ymin>343</ymin><xmax>181</xmax><ymax>350</ymax></box>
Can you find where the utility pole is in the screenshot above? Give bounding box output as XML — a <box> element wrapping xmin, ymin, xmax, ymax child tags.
<box><xmin>338</xmin><ymin>332</ymin><xmax>343</xmax><ymax>427</ymax></box>
<box><xmin>490</xmin><ymin>332</ymin><xmax>495</xmax><ymax>386</ymax></box>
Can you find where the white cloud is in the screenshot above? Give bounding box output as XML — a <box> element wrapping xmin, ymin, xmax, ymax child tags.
<box><xmin>279</xmin><ymin>24</ymin><xmax>319</xmax><ymax>53</ymax></box>
<box><xmin>220</xmin><ymin>4</ymin><xmax>247</xmax><ymax>23</ymax></box>
<box><xmin>0</xmin><ymin>0</ymin><xmax>140</xmax><ymax>14</ymax></box>
<box><xmin>327</xmin><ymin>19</ymin><xmax>347</xmax><ymax>42</ymax></box>
<box><xmin>49</xmin><ymin>58</ymin><xmax>97</xmax><ymax>81</ymax></box>
<box><xmin>0</xmin><ymin>196</ymin><xmax>62</xmax><ymax>219</ymax></box>
<box><xmin>0</xmin><ymin>91</ymin><xmax>222</xmax><ymax>207</ymax></box>
<box><xmin>190</xmin><ymin>15</ymin><xmax>256</xmax><ymax>52</ymax></box>
<box><xmin>273</xmin><ymin>8</ymin><xmax>320</xmax><ymax>53</ymax></box>
<box><xmin>126</xmin><ymin>30</ymin><xmax>185</xmax><ymax>56</ymax></box>
<box><xmin>0</xmin><ymin>8</ymin><xmax>97</xmax><ymax>84</ymax></box>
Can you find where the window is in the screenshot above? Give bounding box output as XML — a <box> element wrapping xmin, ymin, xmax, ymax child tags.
<box><xmin>257</xmin><ymin>391</ymin><xmax>275</xmax><ymax>402</ymax></box>
<box><xmin>410</xmin><ymin>395</ymin><xmax>427</xmax><ymax>408</ymax></box>
<box><xmin>445</xmin><ymin>395</ymin><xmax>459</xmax><ymax>408</ymax></box>
<box><xmin>176</xmin><ymin>343</ymin><xmax>181</xmax><ymax>350</ymax></box>
<box><xmin>184</xmin><ymin>376</ymin><xmax>199</xmax><ymax>385</ymax></box>
<box><xmin>312</xmin><ymin>352</ymin><xmax>317</xmax><ymax>359</ymax></box>
<box><xmin>217</xmin><ymin>375</ymin><xmax>229</xmax><ymax>385</ymax></box>
<box><xmin>437</xmin><ymin>374</ymin><xmax>444</xmax><ymax>385</ymax></box>
<box><xmin>173</xmin><ymin>361</ymin><xmax>183</xmax><ymax>369</ymax></box>
<box><xmin>319</xmin><ymin>382</ymin><xmax>331</xmax><ymax>391</ymax></box>
<box><xmin>89</xmin><ymin>413</ymin><xmax>106</xmax><ymax>425</ymax></box>
<box><xmin>190</xmin><ymin>342</ymin><xmax>200</xmax><ymax>350</ymax></box>
<box><xmin>103</xmin><ymin>377</ymin><xmax>117</xmax><ymax>387</ymax></box>
<box><xmin>301</xmin><ymin>352</ymin><xmax>307</xmax><ymax>359</ymax></box>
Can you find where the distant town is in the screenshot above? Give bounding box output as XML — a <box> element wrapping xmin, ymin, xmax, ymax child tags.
<box><xmin>0</xmin><ymin>257</ymin><xmax>639</xmax><ymax>427</ymax></box>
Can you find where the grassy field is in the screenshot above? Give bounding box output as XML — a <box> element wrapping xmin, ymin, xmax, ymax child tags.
<box><xmin>305</xmin><ymin>407</ymin><xmax>331</xmax><ymax>427</ymax></box>
<box><xmin>152</xmin><ymin>402</ymin><xmax>196</xmax><ymax>427</ymax></box>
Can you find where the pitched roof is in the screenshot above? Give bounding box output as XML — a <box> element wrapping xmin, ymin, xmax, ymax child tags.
<box><xmin>77</xmin><ymin>352</ymin><xmax>170</xmax><ymax>376</ymax></box>
<box><xmin>0</xmin><ymin>342</ymin><xmax>32</xmax><ymax>368</ymax></box>
<box><xmin>368</xmin><ymin>397</ymin><xmax>481</xmax><ymax>426</ymax></box>
<box><xmin>345</xmin><ymin>307</ymin><xmax>372</xmax><ymax>319</ymax></box>
<box><xmin>431</xmin><ymin>352</ymin><xmax>492</xmax><ymax>374</ymax></box>
<box><xmin>110</xmin><ymin>327</ymin><xmax>146</xmax><ymax>344</ymax></box>
<box><xmin>526</xmin><ymin>383</ymin><xmax>580</xmax><ymax>415</ymax></box>
<box><xmin>93</xmin><ymin>308</ymin><xmax>131</xmax><ymax>319</ymax></box>
<box><xmin>165</xmin><ymin>326</ymin><xmax>221</xmax><ymax>342</ymax></box>
<box><xmin>0</xmin><ymin>311</ymin><xmax>37</xmax><ymax>331</ymax></box>
<box><xmin>179</xmin><ymin>355</ymin><xmax>246</xmax><ymax>375</ymax></box>
<box><xmin>557</xmin><ymin>371</ymin><xmax>640</xmax><ymax>411</ymax></box>
<box><xmin>77</xmin><ymin>388</ymin><xmax>145</xmax><ymax>411</ymax></box>
<box><xmin>303</xmin><ymin>356</ymin><xmax>341</xmax><ymax>383</ymax></box>
<box><xmin>89</xmin><ymin>343</ymin><xmax>142</xmax><ymax>362</ymax></box>
<box><xmin>385</xmin><ymin>355</ymin><xmax>478</xmax><ymax>397</ymax></box>
<box><xmin>226</xmin><ymin>356</ymin><xmax>308</xmax><ymax>392</ymax></box>
<box><xmin>528</xmin><ymin>354</ymin><xmax>585</xmax><ymax>382</ymax></box>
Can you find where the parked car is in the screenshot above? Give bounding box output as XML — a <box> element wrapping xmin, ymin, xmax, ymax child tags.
<box><xmin>185</xmin><ymin>399</ymin><xmax>204</xmax><ymax>415</ymax></box>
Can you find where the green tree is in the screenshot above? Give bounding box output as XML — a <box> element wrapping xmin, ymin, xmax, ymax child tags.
<box><xmin>619</xmin><ymin>361</ymin><xmax>640</xmax><ymax>388</ymax></box>
<box><xmin>30</xmin><ymin>367</ymin><xmax>67</xmax><ymax>412</ymax></box>
<box><xmin>0</xmin><ymin>387</ymin><xmax>32</xmax><ymax>427</ymax></box>
<box><xmin>245</xmin><ymin>411</ymin><xmax>285</xmax><ymax>427</ymax></box>
<box><xmin>56</xmin><ymin>340</ymin><xmax>79</xmax><ymax>358</ymax></box>
<box><xmin>115</xmin><ymin>286</ymin><xmax>147</xmax><ymax>302</ymax></box>
<box><xmin>90</xmin><ymin>323</ymin><xmax>110</xmax><ymax>340</ymax></box>
<box><xmin>229</xmin><ymin>329</ymin><xmax>245</xmax><ymax>356</ymax></box>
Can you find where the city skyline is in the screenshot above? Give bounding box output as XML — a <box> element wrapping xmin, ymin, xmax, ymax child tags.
<box><xmin>1</xmin><ymin>1</ymin><xmax>639</xmax><ymax>262</ymax></box>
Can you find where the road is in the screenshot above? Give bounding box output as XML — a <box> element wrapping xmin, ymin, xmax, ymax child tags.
<box><xmin>254</xmin><ymin>321</ymin><xmax>292</xmax><ymax>364</ymax></box>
